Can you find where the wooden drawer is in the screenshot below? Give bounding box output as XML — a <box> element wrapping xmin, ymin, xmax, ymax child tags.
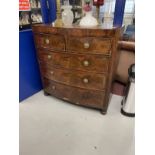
<box><xmin>70</xmin><ymin>53</ymin><xmax>109</xmax><ymax>73</ymax></box>
<box><xmin>70</xmin><ymin>71</ymin><xmax>106</xmax><ymax>90</ymax></box>
<box><xmin>40</xmin><ymin>66</ymin><xmax>70</xmax><ymax>85</ymax></box>
<box><xmin>43</xmin><ymin>78</ymin><xmax>71</xmax><ymax>100</ymax></box>
<box><xmin>40</xmin><ymin>66</ymin><xmax>107</xmax><ymax>90</ymax></box>
<box><xmin>38</xmin><ymin>50</ymin><xmax>109</xmax><ymax>73</ymax></box>
<box><xmin>38</xmin><ymin>50</ymin><xmax>70</xmax><ymax>69</ymax></box>
<box><xmin>34</xmin><ymin>34</ymin><xmax>65</xmax><ymax>51</ymax></box>
<box><xmin>67</xmin><ymin>36</ymin><xmax>112</xmax><ymax>55</ymax></box>
<box><xmin>43</xmin><ymin>78</ymin><xmax>105</xmax><ymax>109</ymax></box>
<box><xmin>71</xmin><ymin>88</ymin><xmax>105</xmax><ymax>109</ymax></box>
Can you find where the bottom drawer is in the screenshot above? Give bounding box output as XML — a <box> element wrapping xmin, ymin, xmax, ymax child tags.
<box><xmin>43</xmin><ymin>78</ymin><xmax>105</xmax><ymax>109</ymax></box>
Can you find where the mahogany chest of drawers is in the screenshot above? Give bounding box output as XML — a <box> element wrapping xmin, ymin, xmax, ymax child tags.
<box><xmin>32</xmin><ymin>24</ymin><xmax>122</xmax><ymax>114</ymax></box>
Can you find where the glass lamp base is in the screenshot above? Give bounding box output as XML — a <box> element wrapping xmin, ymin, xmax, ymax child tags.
<box><xmin>79</xmin><ymin>12</ymin><xmax>98</xmax><ymax>27</ymax></box>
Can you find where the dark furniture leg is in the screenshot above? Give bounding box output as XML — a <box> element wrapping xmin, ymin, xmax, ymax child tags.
<box><xmin>44</xmin><ymin>91</ymin><xmax>50</xmax><ymax>96</ymax></box>
<box><xmin>101</xmin><ymin>110</ymin><xmax>107</xmax><ymax>115</ymax></box>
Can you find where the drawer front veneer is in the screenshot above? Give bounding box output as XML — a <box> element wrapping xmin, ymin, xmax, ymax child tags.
<box><xmin>67</xmin><ymin>37</ymin><xmax>112</xmax><ymax>55</ymax></box>
<box><xmin>70</xmin><ymin>54</ymin><xmax>109</xmax><ymax>73</ymax></box>
<box><xmin>34</xmin><ymin>34</ymin><xmax>65</xmax><ymax>51</ymax></box>
<box><xmin>43</xmin><ymin>78</ymin><xmax>105</xmax><ymax>109</ymax></box>
<box><xmin>40</xmin><ymin>66</ymin><xmax>107</xmax><ymax>90</ymax></box>
<box><xmin>37</xmin><ymin>51</ymin><xmax>70</xmax><ymax>69</ymax></box>
<box><xmin>38</xmin><ymin>50</ymin><xmax>109</xmax><ymax>73</ymax></box>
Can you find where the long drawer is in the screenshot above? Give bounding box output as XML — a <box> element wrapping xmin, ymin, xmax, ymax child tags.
<box><xmin>67</xmin><ymin>36</ymin><xmax>112</xmax><ymax>55</ymax></box>
<box><xmin>40</xmin><ymin>66</ymin><xmax>107</xmax><ymax>90</ymax></box>
<box><xmin>43</xmin><ymin>78</ymin><xmax>105</xmax><ymax>109</ymax></box>
<box><xmin>37</xmin><ymin>50</ymin><xmax>109</xmax><ymax>73</ymax></box>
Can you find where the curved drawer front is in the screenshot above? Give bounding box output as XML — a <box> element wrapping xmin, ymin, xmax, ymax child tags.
<box><xmin>34</xmin><ymin>34</ymin><xmax>65</xmax><ymax>51</ymax></box>
<box><xmin>40</xmin><ymin>66</ymin><xmax>107</xmax><ymax>90</ymax></box>
<box><xmin>43</xmin><ymin>78</ymin><xmax>105</xmax><ymax>109</ymax></box>
<box><xmin>70</xmin><ymin>88</ymin><xmax>105</xmax><ymax>109</ymax></box>
<box><xmin>38</xmin><ymin>50</ymin><xmax>109</xmax><ymax>73</ymax></box>
<box><xmin>43</xmin><ymin>79</ymin><xmax>71</xmax><ymax>100</ymax></box>
<box><xmin>70</xmin><ymin>71</ymin><xmax>106</xmax><ymax>90</ymax></box>
<box><xmin>67</xmin><ymin>37</ymin><xmax>112</xmax><ymax>55</ymax></box>
<box><xmin>40</xmin><ymin>66</ymin><xmax>70</xmax><ymax>85</ymax></box>
<box><xmin>38</xmin><ymin>51</ymin><xmax>70</xmax><ymax>69</ymax></box>
<box><xmin>70</xmin><ymin>54</ymin><xmax>109</xmax><ymax>73</ymax></box>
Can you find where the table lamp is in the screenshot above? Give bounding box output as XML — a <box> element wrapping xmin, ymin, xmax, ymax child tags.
<box><xmin>54</xmin><ymin>0</ymin><xmax>63</xmax><ymax>26</ymax></box>
<box><xmin>93</xmin><ymin>0</ymin><xmax>104</xmax><ymax>24</ymax></box>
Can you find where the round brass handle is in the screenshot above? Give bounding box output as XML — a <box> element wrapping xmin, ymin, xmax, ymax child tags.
<box><xmin>84</xmin><ymin>42</ymin><xmax>90</xmax><ymax>49</ymax></box>
<box><xmin>83</xmin><ymin>78</ymin><xmax>89</xmax><ymax>84</ymax></box>
<box><xmin>83</xmin><ymin>60</ymin><xmax>89</xmax><ymax>67</ymax></box>
<box><xmin>50</xmin><ymin>71</ymin><xmax>54</xmax><ymax>75</ymax></box>
<box><xmin>45</xmin><ymin>38</ymin><xmax>49</xmax><ymax>44</ymax></box>
<box><xmin>52</xmin><ymin>86</ymin><xmax>56</xmax><ymax>90</ymax></box>
<box><xmin>47</xmin><ymin>55</ymin><xmax>52</xmax><ymax>59</ymax></box>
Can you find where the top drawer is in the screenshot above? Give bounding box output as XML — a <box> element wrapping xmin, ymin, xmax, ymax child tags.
<box><xmin>67</xmin><ymin>37</ymin><xmax>112</xmax><ymax>55</ymax></box>
<box><xmin>34</xmin><ymin>34</ymin><xmax>66</xmax><ymax>51</ymax></box>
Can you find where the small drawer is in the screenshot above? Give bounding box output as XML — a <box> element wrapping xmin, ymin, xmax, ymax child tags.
<box><xmin>43</xmin><ymin>78</ymin><xmax>105</xmax><ymax>109</ymax></box>
<box><xmin>37</xmin><ymin>50</ymin><xmax>70</xmax><ymax>69</ymax></box>
<box><xmin>34</xmin><ymin>34</ymin><xmax>65</xmax><ymax>51</ymax></box>
<box><xmin>43</xmin><ymin>79</ymin><xmax>71</xmax><ymax>101</ymax></box>
<box><xmin>40</xmin><ymin>66</ymin><xmax>70</xmax><ymax>85</ymax></box>
<box><xmin>70</xmin><ymin>54</ymin><xmax>109</xmax><ymax>73</ymax></box>
<box><xmin>41</xmin><ymin>66</ymin><xmax>106</xmax><ymax>90</ymax></box>
<box><xmin>67</xmin><ymin>37</ymin><xmax>112</xmax><ymax>55</ymax></box>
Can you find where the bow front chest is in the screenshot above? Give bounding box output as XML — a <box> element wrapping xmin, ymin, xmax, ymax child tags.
<box><xmin>32</xmin><ymin>24</ymin><xmax>122</xmax><ymax>114</ymax></box>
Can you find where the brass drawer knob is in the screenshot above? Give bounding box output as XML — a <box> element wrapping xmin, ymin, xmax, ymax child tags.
<box><xmin>52</xmin><ymin>86</ymin><xmax>56</xmax><ymax>90</ymax></box>
<box><xmin>84</xmin><ymin>42</ymin><xmax>90</xmax><ymax>49</ymax></box>
<box><xmin>83</xmin><ymin>78</ymin><xmax>89</xmax><ymax>84</ymax></box>
<box><xmin>50</xmin><ymin>71</ymin><xmax>54</xmax><ymax>75</ymax></box>
<box><xmin>83</xmin><ymin>60</ymin><xmax>89</xmax><ymax>67</ymax></box>
<box><xmin>45</xmin><ymin>38</ymin><xmax>49</xmax><ymax>44</ymax></box>
<box><xmin>47</xmin><ymin>55</ymin><xmax>52</xmax><ymax>59</ymax></box>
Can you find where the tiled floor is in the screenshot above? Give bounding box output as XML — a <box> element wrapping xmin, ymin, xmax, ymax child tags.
<box><xmin>19</xmin><ymin>91</ymin><xmax>134</xmax><ymax>155</ymax></box>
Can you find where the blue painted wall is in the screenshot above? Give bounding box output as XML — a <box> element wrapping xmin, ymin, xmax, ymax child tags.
<box><xmin>19</xmin><ymin>30</ymin><xmax>42</xmax><ymax>102</ymax></box>
<box><xmin>19</xmin><ymin>0</ymin><xmax>57</xmax><ymax>102</ymax></box>
<box><xmin>40</xmin><ymin>0</ymin><xmax>57</xmax><ymax>23</ymax></box>
<box><xmin>113</xmin><ymin>0</ymin><xmax>126</xmax><ymax>26</ymax></box>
